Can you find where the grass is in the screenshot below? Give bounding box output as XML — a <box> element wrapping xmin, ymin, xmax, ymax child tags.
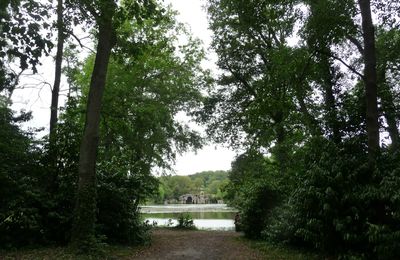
<box><xmin>238</xmin><ymin>237</ymin><xmax>322</xmax><ymax>260</ymax></box>
<box><xmin>0</xmin><ymin>244</ymin><xmax>145</xmax><ymax>260</ymax></box>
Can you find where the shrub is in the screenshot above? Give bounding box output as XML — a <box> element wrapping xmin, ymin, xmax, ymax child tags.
<box><xmin>263</xmin><ymin>137</ymin><xmax>400</xmax><ymax>259</ymax></box>
<box><xmin>96</xmin><ymin>170</ymin><xmax>156</xmax><ymax>245</ymax></box>
<box><xmin>0</xmin><ymin>107</ymin><xmax>47</xmax><ymax>248</ymax></box>
<box><xmin>239</xmin><ymin>182</ymin><xmax>279</xmax><ymax>238</ymax></box>
<box><xmin>176</xmin><ymin>213</ymin><xmax>195</xmax><ymax>229</ymax></box>
<box><xmin>225</xmin><ymin>151</ymin><xmax>281</xmax><ymax>239</ymax></box>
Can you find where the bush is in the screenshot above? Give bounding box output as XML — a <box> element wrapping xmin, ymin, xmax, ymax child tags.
<box><xmin>262</xmin><ymin>202</ymin><xmax>302</xmax><ymax>246</ymax></box>
<box><xmin>227</xmin><ymin>138</ymin><xmax>400</xmax><ymax>259</ymax></box>
<box><xmin>239</xmin><ymin>182</ymin><xmax>279</xmax><ymax>239</ymax></box>
<box><xmin>96</xmin><ymin>169</ymin><xmax>156</xmax><ymax>245</ymax></box>
<box><xmin>0</xmin><ymin>107</ymin><xmax>47</xmax><ymax>248</ymax></box>
<box><xmin>176</xmin><ymin>213</ymin><xmax>195</xmax><ymax>229</ymax></box>
<box><xmin>262</xmin><ymin>137</ymin><xmax>400</xmax><ymax>259</ymax></box>
<box><xmin>225</xmin><ymin>151</ymin><xmax>281</xmax><ymax>238</ymax></box>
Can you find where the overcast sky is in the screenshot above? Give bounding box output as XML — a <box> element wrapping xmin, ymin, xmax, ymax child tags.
<box><xmin>164</xmin><ymin>0</ymin><xmax>236</xmax><ymax>175</ymax></box>
<box><xmin>11</xmin><ymin>0</ymin><xmax>236</xmax><ymax>176</ymax></box>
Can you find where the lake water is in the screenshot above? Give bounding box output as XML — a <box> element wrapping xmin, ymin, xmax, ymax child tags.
<box><xmin>141</xmin><ymin>204</ymin><xmax>237</xmax><ymax>231</ymax></box>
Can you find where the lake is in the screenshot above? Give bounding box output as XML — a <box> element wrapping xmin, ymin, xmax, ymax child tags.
<box><xmin>141</xmin><ymin>204</ymin><xmax>237</xmax><ymax>231</ymax></box>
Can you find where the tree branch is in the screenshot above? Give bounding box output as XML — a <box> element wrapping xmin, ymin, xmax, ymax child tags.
<box><xmin>347</xmin><ymin>35</ymin><xmax>364</xmax><ymax>54</ymax></box>
<box><xmin>317</xmin><ymin>49</ymin><xmax>365</xmax><ymax>79</ymax></box>
<box><xmin>64</xmin><ymin>29</ymin><xmax>95</xmax><ymax>53</ymax></box>
<box><xmin>226</xmin><ymin>64</ymin><xmax>258</xmax><ymax>98</ymax></box>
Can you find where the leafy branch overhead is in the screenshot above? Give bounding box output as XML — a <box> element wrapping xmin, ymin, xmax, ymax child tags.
<box><xmin>0</xmin><ymin>0</ymin><xmax>53</xmax><ymax>92</ymax></box>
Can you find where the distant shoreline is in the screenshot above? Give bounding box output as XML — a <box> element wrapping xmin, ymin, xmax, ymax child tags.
<box><xmin>140</xmin><ymin>204</ymin><xmax>237</xmax><ymax>214</ymax></box>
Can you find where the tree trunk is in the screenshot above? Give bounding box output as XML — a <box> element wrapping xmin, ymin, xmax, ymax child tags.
<box><xmin>358</xmin><ymin>0</ymin><xmax>379</xmax><ymax>164</ymax></box>
<box><xmin>48</xmin><ymin>0</ymin><xmax>64</xmax><ymax>186</ymax></box>
<box><xmin>71</xmin><ymin>15</ymin><xmax>115</xmax><ymax>247</ymax></box>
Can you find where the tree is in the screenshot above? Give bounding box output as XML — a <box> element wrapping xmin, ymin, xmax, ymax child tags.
<box><xmin>301</xmin><ymin>0</ymin><xmax>357</xmax><ymax>144</ymax></box>
<box><xmin>193</xmin><ymin>177</ymin><xmax>204</xmax><ymax>193</ymax></box>
<box><xmin>204</xmin><ymin>0</ymin><xmax>325</xmax><ymax>169</ymax></box>
<box><xmin>67</xmin><ymin>1</ymin><xmax>210</xmax><ymax>248</ymax></box>
<box><xmin>71</xmin><ymin>0</ymin><xmax>117</xmax><ymax>247</ymax></box>
<box><xmin>70</xmin><ymin>0</ymin><xmax>161</xmax><ymax>249</ymax></box>
<box><xmin>49</xmin><ymin>0</ymin><xmax>65</xmax><ymax>162</ymax></box>
<box><xmin>69</xmin><ymin>6</ymin><xmax>206</xmax><ymax>207</ymax></box>
<box><xmin>358</xmin><ymin>0</ymin><xmax>379</xmax><ymax>164</ymax></box>
<box><xmin>154</xmin><ymin>171</ymin><xmax>230</xmax><ymax>203</ymax></box>
<box><xmin>203</xmin><ymin>0</ymin><xmax>396</xmax><ymax>167</ymax></box>
<box><xmin>206</xmin><ymin>0</ymin><xmax>400</xmax><ymax>258</ymax></box>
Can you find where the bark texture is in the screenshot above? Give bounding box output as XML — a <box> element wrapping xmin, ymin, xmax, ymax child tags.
<box><xmin>358</xmin><ymin>0</ymin><xmax>380</xmax><ymax>164</ymax></box>
<box><xmin>49</xmin><ymin>0</ymin><xmax>64</xmax><ymax>156</ymax></box>
<box><xmin>71</xmin><ymin>9</ymin><xmax>115</xmax><ymax>246</ymax></box>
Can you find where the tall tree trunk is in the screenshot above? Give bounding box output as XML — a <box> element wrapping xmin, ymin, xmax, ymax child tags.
<box><xmin>71</xmin><ymin>13</ymin><xmax>115</xmax><ymax>246</ymax></box>
<box><xmin>50</xmin><ymin>0</ymin><xmax>64</xmax><ymax>146</ymax></box>
<box><xmin>358</xmin><ymin>0</ymin><xmax>379</xmax><ymax>165</ymax></box>
<box><xmin>48</xmin><ymin>0</ymin><xmax>64</xmax><ymax>187</ymax></box>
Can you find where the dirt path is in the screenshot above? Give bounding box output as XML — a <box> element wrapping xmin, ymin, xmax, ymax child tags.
<box><xmin>130</xmin><ymin>229</ymin><xmax>264</xmax><ymax>260</ymax></box>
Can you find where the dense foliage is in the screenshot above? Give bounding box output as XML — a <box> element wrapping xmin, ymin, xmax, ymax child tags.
<box><xmin>0</xmin><ymin>1</ymin><xmax>207</xmax><ymax>251</ymax></box>
<box><xmin>2</xmin><ymin>0</ymin><xmax>400</xmax><ymax>258</ymax></box>
<box><xmin>0</xmin><ymin>0</ymin><xmax>52</xmax><ymax>93</ymax></box>
<box><xmin>205</xmin><ymin>0</ymin><xmax>400</xmax><ymax>258</ymax></box>
<box><xmin>0</xmin><ymin>106</ymin><xmax>46</xmax><ymax>247</ymax></box>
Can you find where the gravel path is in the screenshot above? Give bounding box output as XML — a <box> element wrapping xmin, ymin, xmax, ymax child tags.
<box><xmin>130</xmin><ymin>229</ymin><xmax>264</xmax><ymax>260</ymax></box>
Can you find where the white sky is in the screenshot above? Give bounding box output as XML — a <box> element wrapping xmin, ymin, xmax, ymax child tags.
<box><xmin>164</xmin><ymin>0</ymin><xmax>236</xmax><ymax>175</ymax></box>
<box><xmin>11</xmin><ymin>0</ymin><xmax>236</xmax><ymax>176</ymax></box>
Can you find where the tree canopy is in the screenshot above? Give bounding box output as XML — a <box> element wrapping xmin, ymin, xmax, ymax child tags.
<box><xmin>1</xmin><ymin>0</ymin><xmax>400</xmax><ymax>258</ymax></box>
<box><xmin>0</xmin><ymin>0</ymin><xmax>209</xmax><ymax>252</ymax></box>
<box><xmin>204</xmin><ymin>0</ymin><xmax>400</xmax><ymax>258</ymax></box>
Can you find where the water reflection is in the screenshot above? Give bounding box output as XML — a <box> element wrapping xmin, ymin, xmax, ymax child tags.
<box><xmin>141</xmin><ymin>204</ymin><xmax>237</xmax><ymax>231</ymax></box>
<box><xmin>146</xmin><ymin>218</ymin><xmax>235</xmax><ymax>231</ymax></box>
